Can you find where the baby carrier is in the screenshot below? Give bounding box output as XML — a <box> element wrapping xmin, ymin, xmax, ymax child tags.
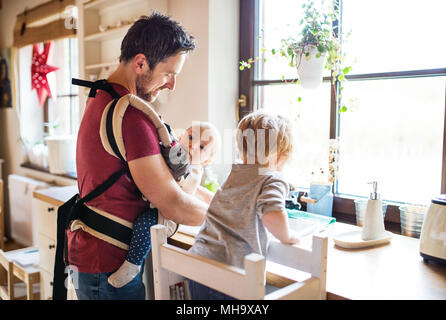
<box><xmin>52</xmin><ymin>78</ymin><xmax>190</xmax><ymax>299</ymax></box>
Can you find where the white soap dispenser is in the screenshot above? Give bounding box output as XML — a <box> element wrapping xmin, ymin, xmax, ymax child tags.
<box><xmin>361</xmin><ymin>181</ymin><xmax>386</xmax><ymax>241</ymax></box>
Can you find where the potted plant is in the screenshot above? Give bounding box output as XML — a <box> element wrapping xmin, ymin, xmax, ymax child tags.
<box><xmin>240</xmin><ymin>0</ymin><xmax>354</xmax><ymax>111</ymax></box>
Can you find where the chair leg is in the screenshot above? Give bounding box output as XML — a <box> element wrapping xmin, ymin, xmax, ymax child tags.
<box><xmin>8</xmin><ymin>268</ymin><xmax>14</xmax><ymax>299</ymax></box>
<box><xmin>151</xmin><ymin>225</ymin><xmax>171</xmax><ymax>300</ymax></box>
<box><xmin>26</xmin><ymin>274</ymin><xmax>33</xmax><ymax>300</ymax></box>
<box><xmin>0</xmin><ymin>179</ymin><xmax>4</xmax><ymax>251</ymax></box>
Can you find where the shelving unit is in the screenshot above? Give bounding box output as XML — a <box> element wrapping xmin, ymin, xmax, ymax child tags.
<box><xmin>76</xmin><ymin>0</ymin><xmax>167</xmax><ymax>113</ymax></box>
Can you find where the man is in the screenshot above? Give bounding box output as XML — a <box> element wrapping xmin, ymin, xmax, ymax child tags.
<box><xmin>70</xmin><ymin>12</ymin><xmax>208</xmax><ymax>300</ymax></box>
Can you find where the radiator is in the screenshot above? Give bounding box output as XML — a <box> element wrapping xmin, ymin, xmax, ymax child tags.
<box><xmin>8</xmin><ymin>174</ymin><xmax>51</xmax><ymax>246</ymax></box>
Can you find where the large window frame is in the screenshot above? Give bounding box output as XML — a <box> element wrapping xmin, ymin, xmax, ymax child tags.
<box><xmin>238</xmin><ymin>0</ymin><xmax>446</xmax><ymax>231</ymax></box>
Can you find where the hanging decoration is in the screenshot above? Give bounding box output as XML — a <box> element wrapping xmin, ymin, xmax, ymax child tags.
<box><xmin>31</xmin><ymin>42</ymin><xmax>58</xmax><ymax>107</ymax></box>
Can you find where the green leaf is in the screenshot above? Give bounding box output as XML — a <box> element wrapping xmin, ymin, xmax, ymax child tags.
<box><xmin>338</xmin><ymin>74</ymin><xmax>345</xmax><ymax>81</ymax></box>
<box><xmin>340</xmin><ymin>106</ymin><xmax>347</xmax><ymax>113</ymax></box>
<box><xmin>271</xmin><ymin>48</ymin><xmax>276</xmax><ymax>55</ymax></box>
<box><xmin>239</xmin><ymin>65</ymin><xmax>245</xmax><ymax>71</ymax></box>
<box><xmin>343</xmin><ymin>66</ymin><xmax>352</xmax><ymax>74</ymax></box>
<box><xmin>297</xmin><ymin>97</ymin><xmax>302</xmax><ymax>102</ymax></box>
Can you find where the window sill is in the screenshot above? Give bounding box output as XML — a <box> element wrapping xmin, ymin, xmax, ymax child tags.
<box><xmin>332</xmin><ymin>195</ymin><xmax>402</xmax><ymax>235</ymax></box>
<box><xmin>20</xmin><ymin>162</ymin><xmax>77</xmax><ymax>180</ymax></box>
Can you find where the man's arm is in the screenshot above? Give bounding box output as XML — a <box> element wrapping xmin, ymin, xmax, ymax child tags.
<box><xmin>128</xmin><ymin>153</ymin><xmax>207</xmax><ymax>226</ymax></box>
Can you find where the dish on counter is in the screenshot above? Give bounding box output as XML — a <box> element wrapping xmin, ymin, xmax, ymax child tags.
<box><xmin>333</xmin><ymin>230</ymin><xmax>393</xmax><ymax>249</ymax></box>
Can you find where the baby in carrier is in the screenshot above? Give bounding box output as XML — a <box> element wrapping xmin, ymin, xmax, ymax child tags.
<box><xmin>107</xmin><ymin>121</ymin><xmax>221</xmax><ymax>288</ymax></box>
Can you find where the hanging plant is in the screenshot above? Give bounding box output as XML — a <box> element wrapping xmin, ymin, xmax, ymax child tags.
<box><xmin>240</xmin><ymin>0</ymin><xmax>356</xmax><ymax>112</ymax></box>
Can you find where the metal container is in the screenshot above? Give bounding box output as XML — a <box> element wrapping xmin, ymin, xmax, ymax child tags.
<box><xmin>354</xmin><ymin>199</ymin><xmax>388</xmax><ymax>227</ymax></box>
<box><xmin>399</xmin><ymin>205</ymin><xmax>427</xmax><ymax>238</ymax></box>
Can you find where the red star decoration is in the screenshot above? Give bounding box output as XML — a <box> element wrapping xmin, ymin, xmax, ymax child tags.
<box><xmin>31</xmin><ymin>42</ymin><xmax>59</xmax><ymax>107</ymax></box>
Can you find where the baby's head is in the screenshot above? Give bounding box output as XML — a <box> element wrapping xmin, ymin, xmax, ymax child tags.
<box><xmin>236</xmin><ymin>110</ymin><xmax>293</xmax><ymax>170</ymax></box>
<box><xmin>178</xmin><ymin>121</ymin><xmax>221</xmax><ymax>166</ymax></box>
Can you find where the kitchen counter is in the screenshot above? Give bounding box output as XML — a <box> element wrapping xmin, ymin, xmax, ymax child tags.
<box><xmin>33</xmin><ymin>185</ymin><xmax>78</xmax><ymax>207</ymax></box>
<box><xmin>171</xmin><ymin>221</ymin><xmax>446</xmax><ymax>300</ymax></box>
<box><xmin>33</xmin><ymin>186</ymin><xmax>446</xmax><ymax>300</ymax></box>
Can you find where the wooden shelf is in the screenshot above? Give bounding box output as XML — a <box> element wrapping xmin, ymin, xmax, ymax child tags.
<box><xmin>85</xmin><ymin>61</ymin><xmax>119</xmax><ymax>70</ymax></box>
<box><xmin>20</xmin><ymin>162</ymin><xmax>77</xmax><ymax>180</ymax></box>
<box><xmin>84</xmin><ymin>25</ymin><xmax>130</xmax><ymax>42</ymax></box>
<box><xmin>84</xmin><ymin>0</ymin><xmax>145</xmax><ymax>11</ymax></box>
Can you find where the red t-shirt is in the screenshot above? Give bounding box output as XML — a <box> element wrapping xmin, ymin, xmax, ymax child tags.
<box><xmin>68</xmin><ymin>83</ymin><xmax>160</xmax><ymax>273</ymax></box>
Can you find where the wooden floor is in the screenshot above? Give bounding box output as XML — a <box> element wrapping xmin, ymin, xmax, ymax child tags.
<box><xmin>3</xmin><ymin>238</ymin><xmax>26</xmax><ymax>252</ymax></box>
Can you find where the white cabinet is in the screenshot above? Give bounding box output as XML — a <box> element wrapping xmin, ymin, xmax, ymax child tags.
<box><xmin>34</xmin><ymin>198</ymin><xmax>57</xmax><ymax>300</ymax></box>
<box><xmin>34</xmin><ymin>197</ymin><xmax>77</xmax><ymax>300</ymax></box>
<box><xmin>34</xmin><ymin>199</ymin><xmax>59</xmax><ymax>299</ymax></box>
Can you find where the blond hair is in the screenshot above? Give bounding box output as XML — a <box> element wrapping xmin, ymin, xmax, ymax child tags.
<box><xmin>236</xmin><ymin>110</ymin><xmax>293</xmax><ymax>166</ymax></box>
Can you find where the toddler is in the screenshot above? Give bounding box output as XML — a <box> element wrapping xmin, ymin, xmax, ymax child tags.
<box><xmin>107</xmin><ymin>121</ymin><xmax>221</xmax><ymax>288</ymax></box>
<box><xmin>187</xmin><ymin>110</ymin><xmax>300</xmax><ymax>300</ymax></box>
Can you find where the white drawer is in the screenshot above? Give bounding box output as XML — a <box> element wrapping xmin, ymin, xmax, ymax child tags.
<box><xmin>40</xmin><ymin>268</ymin><xmax>53</xmax><ymax>300</ymax></box>
<box><xmin>38</xmin><ymin>233</ymin><xmax>56</xmax><ymax>274</ymax></box>
<box><xmin>36</xmin><ymin>200</ymin><xmax>57</xmax><ymax>239</ymax></box>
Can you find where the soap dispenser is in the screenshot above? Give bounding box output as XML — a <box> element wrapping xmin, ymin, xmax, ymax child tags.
<box><xmin>361</xmin><ymin>181</ymin><xmax>386</xmax><ymax>241</ymax></box>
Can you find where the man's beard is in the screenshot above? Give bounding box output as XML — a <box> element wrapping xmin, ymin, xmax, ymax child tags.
<box><xmin>136</xmin><ymin>71</ymin><xmax>154</xmax><ymax>102</ymax></box>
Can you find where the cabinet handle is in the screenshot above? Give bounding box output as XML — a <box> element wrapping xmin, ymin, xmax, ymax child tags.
<box><xmin>50</xmin><ymin>281</ymin><xmax>53</xmax><ymax>286</ymax></box>
<box><xmin>49</xmin><ymin>244</ymin><xmax>55</xmax><ymax>249</ymax></box>
<box><xmin>47</xmin><ymin>207</ymin><xmax>55</xmax><ymax>212</ymax></box>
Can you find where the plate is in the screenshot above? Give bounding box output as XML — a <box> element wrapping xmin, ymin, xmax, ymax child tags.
<box><xmin>333</xmin><ymin>230</ymin><xmax>393</xmax><ymax>249</ymax></box>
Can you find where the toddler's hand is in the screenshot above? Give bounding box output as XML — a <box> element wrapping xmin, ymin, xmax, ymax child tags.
<box><xmin>282</xmin><ymin>229</ymin><xmax>301</xmax><ymax>245</ymax></box>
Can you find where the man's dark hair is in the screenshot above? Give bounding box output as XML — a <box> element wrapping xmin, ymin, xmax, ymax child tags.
<box><xmin>120</xmin><ymin>11</ymin><xmax>196</xmax><ymax>70</ymax></box>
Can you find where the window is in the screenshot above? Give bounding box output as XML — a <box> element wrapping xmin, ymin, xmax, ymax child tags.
<box><xmin>239</xmin><ymin>0</ymin><xmax>446</xmax><ymax>209</ymax></box>
<box><xmin>17</xmin><ymin>37</ymin><xmax>79</xmax><ymax>171</ymax></box>
<box><xmin>46</xmin><ymin>38</ymin><xmax>79</xmax><ymax>137</ymax></box>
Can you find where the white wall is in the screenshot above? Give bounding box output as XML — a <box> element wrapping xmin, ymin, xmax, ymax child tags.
<box><xmin>159</xmin><ymin>0</ymin><xmax>210</xmax><ymax>127</ymax></box>
<box><xmin>208</xmin><ymin>0</ymin><xmax>239</xmax><ymax>182</ymax></box>
<box><xmin>164</xmin><ymin>0</ymin><xmax>239</xmax><ymax>182</ymax></box>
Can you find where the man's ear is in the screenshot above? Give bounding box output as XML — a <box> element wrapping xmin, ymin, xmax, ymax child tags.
<box><xmin>133</xmin><ymin>53</ymin><xmax>148</xmax><ymax>74</ymax></box>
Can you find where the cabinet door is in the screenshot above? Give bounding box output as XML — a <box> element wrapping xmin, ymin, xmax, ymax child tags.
<box><xmin>35</xmin><ymin>199</ymin><xmax>58</xmax><ymax>240</ymax></box>
<box><xmin>40</xmin><ymin>268</ymin><xmax>53</xmax><ymax>300</ymax></box>
<box><xmin>38</xmin><ymin>233</ymin><xmax>57</xmax><ymax>274</ymax></box>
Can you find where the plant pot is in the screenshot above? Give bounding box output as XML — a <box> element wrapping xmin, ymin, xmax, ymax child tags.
<box><xmin>296</xmin><ymin>45</ymin><xmax>326</xmax><ymax>89</ymax></box>
<box><xmin>354</xmin><ymin>199</ymin><xmax>388</xmax><ymax>227</ymax></box>
<box><xmin>45</xmin><ymin>135</ymin><xmax>76</xmax><ymax>174</ymax></box>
